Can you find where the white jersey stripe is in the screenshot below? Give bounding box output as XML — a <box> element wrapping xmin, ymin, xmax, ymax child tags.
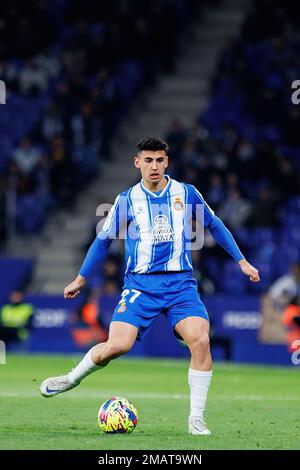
<box><xmin>164</xmin><ymin>193</ymin><xmax>174</xmax><ymax>270</ymax></box>
<box><xmin>194</xmin><ymin>187</ymin><xmax>215</xmax><ymax>215</ymax></box>
<box><xmin>166</xmin><ymin>180</ymin><xmax>185</xmax><ymax>271</ymax></box>
<box><xmin>145</xmin><ymin>193</ymin><xmax>155</xmax><ymax>272</ymax></box>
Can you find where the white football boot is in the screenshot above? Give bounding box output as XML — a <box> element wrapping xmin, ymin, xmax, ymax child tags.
<box><xmin>40</xmin><ymin>374</ymin><xmax>80</xmax><ymax>398</ymax></box>
<box><xmin>188</xmin><ymin>416</ymin><xmax>211</xmax><ymax>435</ymax></box>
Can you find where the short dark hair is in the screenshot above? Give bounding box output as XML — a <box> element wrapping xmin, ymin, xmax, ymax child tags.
<box><xmin>137</xmin><ymin>136</ymin><xmax>169</xmax><ymax>154</ymax></box>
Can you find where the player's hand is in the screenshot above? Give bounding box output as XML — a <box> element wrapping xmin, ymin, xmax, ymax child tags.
<box><xmin>238</xmin><ymin>259</ymin><xmax>260</xmax><ymax>283</ymax></box>
<box><xmin>64</xmin><ymin>275</ymin><xmax>86</xmax><ymax>299</ymax></box>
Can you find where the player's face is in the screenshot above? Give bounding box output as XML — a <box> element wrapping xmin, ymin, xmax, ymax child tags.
<box><xmin>134</xmin><ymin>150</ymin><xmax>168</xmax><ymax>184</ymax></box>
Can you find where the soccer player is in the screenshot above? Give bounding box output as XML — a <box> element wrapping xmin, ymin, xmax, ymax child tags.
<box><xmin>40</xmin><ymin>137</ymin><xmax>260</xmax><ymax>435</ymax></box>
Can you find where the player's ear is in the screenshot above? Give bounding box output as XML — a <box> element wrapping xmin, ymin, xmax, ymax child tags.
<box><xmin>134</xmin><ymin>155</ymin><xmax>141</xmax><ymax>168</ymax></box>
<box><xmin>165</xmin><ymin>155</ymin><xmax>169</xmax><ymax>168</ymax></box>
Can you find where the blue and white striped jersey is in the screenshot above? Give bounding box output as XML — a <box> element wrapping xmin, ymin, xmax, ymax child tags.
<box><xmin>79</xmin><ymin>176</ymin><xmax>244</xmax><ymax>278</ymax></box>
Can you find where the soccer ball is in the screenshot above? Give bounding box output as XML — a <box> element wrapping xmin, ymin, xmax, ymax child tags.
<box><xmin>98</xmin><ymin>397</ymin><xmax>138</xmax><ymax>433</ymax></box>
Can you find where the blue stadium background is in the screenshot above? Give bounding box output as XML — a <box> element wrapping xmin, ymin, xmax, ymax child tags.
<box><xmin>0</xmin><ymin>0</ymin><xmax>299</xmax><ymax>365</ymax></box>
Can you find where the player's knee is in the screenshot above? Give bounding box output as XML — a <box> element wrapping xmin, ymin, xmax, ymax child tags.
<box><xmin>189</xmin><ymin>333</ymin><xmax>210</xmax><ymax>356</ymax></box>
<box><xmin>106</xmin><ymin>341</ymin><xmax>132</xmax><ymax>358</ymax></box>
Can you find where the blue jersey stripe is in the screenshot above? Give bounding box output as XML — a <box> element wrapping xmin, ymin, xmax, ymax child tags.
<box><xmin>164</xmin><ymin>194</ymin><xmax>174</xmax><ymax>271</ymax></box>
<box><xmin>181</xmin><ymin>183</ymin><xmax>189</xmax><ymax>270</ymax></box>
<box><xmin>146</xmin><ymin>193</ymin><xmax>155</xmax><ymax>272</ymax></box>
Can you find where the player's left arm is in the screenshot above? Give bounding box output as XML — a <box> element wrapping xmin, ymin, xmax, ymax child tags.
<box><xmin>192</xmin><ymin>186</ymin><xmax>260</xmax><ymax>283</ymax></box>
<box><xmin>207</xmin><ymin>217</ymin><xmax>260</xmax><ymax>283</ymax></box>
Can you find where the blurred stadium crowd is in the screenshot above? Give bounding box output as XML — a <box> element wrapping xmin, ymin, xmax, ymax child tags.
<box><xmin>93</xmin><ymin>0</ymin><xmax>300</xmax><ymax>301</ymax></box>
<box><xmin>0</xmin><ymin>0</ymin><xmax>199</xmax><ymax>238</ymax></box>
<box><xmin>165</xmin><ymin>0</ymin><xmax>300</xmax><ymax>296</ymax></box>
<box><xmin>0</xmin><ymin>0</ymin><xmax>299</xmax><ymax>306</ymax></box>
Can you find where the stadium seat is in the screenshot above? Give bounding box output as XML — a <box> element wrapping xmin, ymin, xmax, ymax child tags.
<box><xmin>16</xmin><ymin>194</ymin><xmax>46</xmax><ymax>234</ymax></box>
<box><xmin>219</xmin><ymin>261</ymin><xmax>247</xmax><ymax>294</ymax></box>
<box><xmin>0</xmin><ymin>257</ymin><xmax>33</xmax><ymax>304</ymax></box>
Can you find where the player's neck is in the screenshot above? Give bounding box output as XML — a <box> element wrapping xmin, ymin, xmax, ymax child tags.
<box><xmin>142</xmin><ymin>175</ymin><xmax>168</xmax><ymax>193</ymax></box>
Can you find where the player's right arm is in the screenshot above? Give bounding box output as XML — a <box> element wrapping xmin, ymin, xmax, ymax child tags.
<box><xmin>64</xmin><ymin>193</ymin><xmax>124</xmax><ymax>299</ymax></box>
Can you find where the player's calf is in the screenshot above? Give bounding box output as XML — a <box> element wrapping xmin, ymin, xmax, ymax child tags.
<box><xmin>39</xmin><ymin>337</ymin><xmax>134</xmax><ymax>398</ymax></box>
<box><xmin>91</xmin><ymin>341</ymin><xmax>132</xmax><ymax>365</ymax></box>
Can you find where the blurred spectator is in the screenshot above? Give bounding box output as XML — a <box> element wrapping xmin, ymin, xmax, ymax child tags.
<box><xmin>273</xmin><ymin>156</ymin><xmax>299</xmax><ymax>201</ymax></box>
<box><xmin>282</xmin><ymin>294</ymin><xmax>300</xmax><ymax>352</ymax></box>
<box><xmin>181</xmin><ymin>164</ymin><xmax>199</xmax><ymax>186</ymax></box>
<box><xmin>54</xmin><ymin>81</ymin><xmax>77</xmax><ymax>119</ymax></box>
<box><xmin>225</xmin><ymin>173</ymin><xmax>239</xmax><ymax>193</ymax></box>
<box><xmin>18</xmin><ymin>59</ymin><xmax>48</xmax><ymax>95</ymax></box>
<box><xmin>269</xmin><ymin>263</ymin><xmax>300</xmax><ymax>304</ymax></box>
<box><xmin>218</xmin><ymin>188</ymin><xmax>252</xmax><ymax>229</ymax></box>
<box><xmin>34</xmin><ymin>47</ymin><xmax>61</xmax><ymax>79</ymax></box>
<box><xmin>0</xmin><ymin>291</ymin><xmax>34</xmax><ymax>346</ymax></box>
<box><xmin>181</xmin><ymin>141</ymin><xmax>201</xmax><ymax>167</ymax></box>
<box><xmin>234</xmin><ymin>138</ymin><xmax>256</xmax><ymax>178</ymax></box>
<box><xmin>72</xmin><ymin>289</ymin><xmax>108</xmax><ymax>349</ymax></box>
<box><xmin>61</xmin><ymin>38</ymin><xmax>86</xmax><ymax>78</ymax></box>
<box><xmin>246</xmin><ymin>187</ymin><xmax>278</xmax><ymax>227</ymax></box>
<box><xmin>13</xmin><ymin>137</ymin><xmax>41</xmax><ymax>177</ymax></box>
<box><xmin>48</xmin><ymin>135</ymin><xmax>75</xmax><ymax>206</ymax></box>
<box><xmin>102</xmin><ymin>279</ymin><xmax>122</xmax><ymax>296</ymax></box>
<box><xmin>69</xmin><ymin>101</ymin><xmax>102</xmax><ymax>153</ymax></box>
<box><xmin>165</xmin><ymin>119</ymin><xmax>186</xmax><ymax>161</ymax></box>
<box><xmin>206</xmin><ymin>174</ymin><xmax>225</xmax><ymax>208</ymax></box>
<box><xmin>101</xmin><ymin>255</ymin><xmax>123</xmax><ymax>292</ymax></box>
<box><xmin>40</xmin><ymin>102</ymin><xmax>64</xmax><ymax>141</ymax></box>
<box><xmin>191</xmin><ymin>251</ymin><xmax>215</xmax><ymax>296</ymax></box>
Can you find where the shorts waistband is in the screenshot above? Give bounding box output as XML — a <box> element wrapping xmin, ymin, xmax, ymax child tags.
<box><xmin>126</xmin><ymin>270</ymin><xmax>192</xmax><ymax>279</ymax></box>
<box><xmin>124</xmin><ymin>271</ymin><xmax>194</xmax><ymax>290</ymax></box>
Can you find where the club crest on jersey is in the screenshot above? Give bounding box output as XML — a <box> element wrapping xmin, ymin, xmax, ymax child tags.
<box><xmin>152</xmin><ymin>215</ymin><xmax>174</xmax><ymax>243</ymax></box>
<box><xmin>117</xmin><ymin>303</ymin><xmax>126</xmax><ymax>313</ymax></box>
<box><xmin>174</xmin><ymin>197</ymin><xmax>184</xmax><ymax>211</ymax></box>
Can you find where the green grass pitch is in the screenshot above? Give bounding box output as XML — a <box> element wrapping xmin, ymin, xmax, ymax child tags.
<box><xmin>0</xmin><ymin>354</ymin><xmax>299</xmax><ymax>450</ymax></box>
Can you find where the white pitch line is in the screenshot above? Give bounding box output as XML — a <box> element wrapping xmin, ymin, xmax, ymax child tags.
<box><xmin>0</xmin><ymin>391</ymin><xmax>299</xmax><ymax>401</ymax></box>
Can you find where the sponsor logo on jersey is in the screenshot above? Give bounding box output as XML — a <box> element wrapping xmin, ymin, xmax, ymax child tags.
<box><xmin>152</xmin><ymin>215</ymin><xmax>174</xmax><ymax>243</ymax></box>
<box><xmin>174</xmin><ymin>198</ymin><xmax>184</xmax><ymax>210</ymax></box>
